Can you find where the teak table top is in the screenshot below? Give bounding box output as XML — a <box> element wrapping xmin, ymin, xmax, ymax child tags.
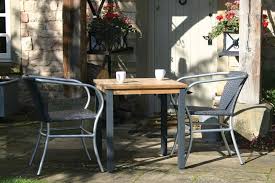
<box><xmin>94</xmin><ymin>78</ymin><xmax>187</xmax><ymax>95</ymax></box>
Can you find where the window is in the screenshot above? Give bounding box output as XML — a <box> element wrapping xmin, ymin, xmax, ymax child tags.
<box><xmin>0</xmin><ymin>0</ymin><xmax>11</xmax><ymax>60</ymax></box>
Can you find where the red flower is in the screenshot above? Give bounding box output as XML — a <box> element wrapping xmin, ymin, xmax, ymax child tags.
<box><xmin>262</xmin><ymin>21</ymin><xmax>268</xmax><ymax>28</ymax></box>
<box><xmin>225</xmin><ymin>11</ymin><xmax>235</xmax><ymax>20</ymax></box>
<box><xmin>262</xmin><ymin>14</ymin><xmax>268</xmax><ymax>20</ymax></box>
<box><xmin>122</xmin><ymin>17</ymin><xmax>130</xmax><ymax>24</ymax></box>
<box><xmin>216</xmin><ymin>15</ymin><xmax>223</xmax><ymax>21</ymax></box>
<box><xmin>104</xmin><ymin>12</ymin><xmax>119</xmax><ymax>21</ymax></box>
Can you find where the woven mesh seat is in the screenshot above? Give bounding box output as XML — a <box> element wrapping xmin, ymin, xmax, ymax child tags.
<box><xmin>49</xmin><ymin>109</ymin><xmax>97</xmax><ymax>121</ymax></box>
<box><xmin>187</xmin><ymin>106</ymin><xmax>232</xmax><ymax>116</ymax></box>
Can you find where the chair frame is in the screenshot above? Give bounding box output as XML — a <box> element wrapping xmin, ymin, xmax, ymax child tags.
<box><xmin>23</xmin><ymin>75</ymin><xmax>104</xmax><ymax>175</ymax></box>
<box><xmin>171</xmin><ymin>71</ymin><xmax>248</xmax><ymax>165</ymax></box>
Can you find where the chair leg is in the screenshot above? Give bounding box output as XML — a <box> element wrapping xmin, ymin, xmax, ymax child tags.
<box><xmin>37</xmin><ymin>123</ymin><xmax>50</xmax><ymax>176</ymax></box>
<box><xmin>170</xmin><ymin>132</ymin><xmax>193</xmax><ymax>160</ymax></box>
<box><xmin>229</xmin><ymin>117</ymin><xmax>244</xmax><ymax>165</ymax></box>
<box><xmin>93</xmin><ymin>137</ymin><xmax>104</xmax><ymax>172</ymax></box>
<box><xmin>29</xmin><ymin>122</ymin><xmax>43</xmax><ymax>166</ymax></box>
<box><xmin>81</xmin><ymin>133</ymin><xmax>92</xmax><ymax>161</ymax></box>
<box><xmin>230</xmin><ymin>129</ymin><xmax>244</xmax><ymax>165</ymax></box>
<box><xmin>170</xmin><ymin>131</ymin><xmax>178</xmax><ymax>156</ymax></box>
<box><xmin>80</xmin><ymin>121</ymin><xmax>92</xmax><ymax>160</ymax></box>
<box><xmin>185</xmin><ymin>131</ymin><xmax>193</xmax><ymax>161</ymax></box>
<box><xmin>171</xmin><ymin>107</ymin><xmax>192</xmax><ymax>157</ymax></box>
<box><xmin>29</xmin><ymin>133</ymin><xmax>41</xmax><ymax>166</ymax></box>
<box><xmin>218</xmin><ymin>116</ymin><xmax>232</xmax><ymax>156</ymax></box>
<box><xmin>220</xmin><ymin>128</ymin><xmax>232</xmax><ymax>156</ymax></box>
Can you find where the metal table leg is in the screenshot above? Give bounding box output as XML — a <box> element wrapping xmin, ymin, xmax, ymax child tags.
<box><xmin>106</xmin><ymin>90</ymin><xmax>114</xmax><ymax>172</ymax></box>
<box><xmin>160</xmin><ymin>94</ymin><xmax>168</xmax><ymax>156</ymax></box>
<box><xmin>178</xmin><ymin>89</ymin><xmax>187</xmax><ymax>169</ymax></box>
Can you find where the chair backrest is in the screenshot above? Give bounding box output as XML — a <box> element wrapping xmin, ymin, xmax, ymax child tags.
<box><xmin>218</xmin><ymin>71</ymin><xmax>248</xmax><ymax>114</ymax></box>
<box><xmin>23</xmin><ymin>77</ymin><xmax>50</xmax><ymax>122</ymax></box>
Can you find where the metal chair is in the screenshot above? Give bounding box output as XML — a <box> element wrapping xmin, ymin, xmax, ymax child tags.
<box><xmin>23</xmin><ymin>75</ymin><xmax>104</xmax><ymax>175</ymax></box>
<box><xmin>171</xmin><ymin>71</ymin><xmax>248</xmax><ymax>165</ymax></box>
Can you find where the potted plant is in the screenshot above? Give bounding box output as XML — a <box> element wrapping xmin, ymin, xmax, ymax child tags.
<box><xmin>206</xmin><ymin>0</ymin><xmax>269</xmax><ymax>53</ymax></box>
<box><xmin>88</xmin><ymin>2</ymin><xmax>141</xmax><ymax>52</ymax></box>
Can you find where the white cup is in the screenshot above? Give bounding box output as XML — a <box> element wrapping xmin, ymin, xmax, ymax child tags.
<box><xmin>155</xmin><ymin>69</ymin><xmax>166</xmax><ymax>81</ymax></box>
<box><xmin>116</xmin><ymin>71</ymin><xmax>126</xmax><ymax>84</ymax></box>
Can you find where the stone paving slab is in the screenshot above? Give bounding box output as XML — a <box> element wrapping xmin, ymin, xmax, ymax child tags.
<box><xmin>0</xmin><ymin>121</ymin><xmax>275</xmax><ymax>183</ymax></box>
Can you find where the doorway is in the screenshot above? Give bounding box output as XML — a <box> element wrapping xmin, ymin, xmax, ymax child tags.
<box><xmin>146</xmin><ymin>0</ymin><xmax>218</xmax><ymax>114</ymax></box>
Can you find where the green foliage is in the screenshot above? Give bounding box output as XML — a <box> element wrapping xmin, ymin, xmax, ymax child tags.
<box><xmin>0</xmin><ymin>177</ymin><xmax>45</xmax><ymax>183</ymax></box>
<box><xmin>209</xmin><ymin>16</ymin><xmax>239</xmax><ymax>40</ymax></box>
<box><xmin>262</xmin><ymin>89</ymin><xmax>275</xmax><ymax>110</ymax></box>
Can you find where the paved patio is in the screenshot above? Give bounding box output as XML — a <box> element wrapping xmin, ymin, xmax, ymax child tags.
<box><xmin>0</xmin><ymin>115</ymin><xmax>275</xmax><ymax>183</ymax></box>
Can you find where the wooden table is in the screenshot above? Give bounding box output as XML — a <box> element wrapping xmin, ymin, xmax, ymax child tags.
<box><xmin>94</xmin><ymin>78</ymin><xmax>188</xmax><ymax>172</ymax></box>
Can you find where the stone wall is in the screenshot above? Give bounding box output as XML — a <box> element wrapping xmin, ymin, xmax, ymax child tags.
<box><xmin>20</xmin><ymin>0</ymin><xmax>63</xmax><ymax>77</ymax></box>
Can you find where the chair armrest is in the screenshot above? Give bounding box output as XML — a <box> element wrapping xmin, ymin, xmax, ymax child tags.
<box><xmin>171</xmin><ymin>72</ymin><xmax>247</xmax><ymax>106</ymax></box>
<box><xmin>37</xmin><ymin>78</ymin><xmax>103</xmax><ymax>118</ymax></box>
<box><xmin>0</xmin><ymin>78</ymin><xmax>20</xmax><ymax>85</ymax></box>
<box><xmin>22</xmin><ymin>75</ymin><xmax>81</xmax><ymax>84</ymax></box>
<box><xmin>177</xmin><ymin>72</ymin><xmax>230</xmax><ymax>82</ymax></box>
<box><xmin>187</xmin><ymin>74</ymin><xmax>247</xmax><ymax>90</ymax></box>
<box><xmin>22</xmin><ymin>76</ymin><xmax>103</xmax><ymax>114</ymax></box>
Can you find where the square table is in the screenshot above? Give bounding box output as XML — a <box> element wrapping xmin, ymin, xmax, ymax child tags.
<box><xmin>94</xmin><ymin>78</ymin><xmax>188</xmax><ymax>172</ymax></box>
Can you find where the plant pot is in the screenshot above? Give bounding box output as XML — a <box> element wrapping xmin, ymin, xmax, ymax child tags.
<box><xmin>0</xmin><ymin>78</ymin><xmax>19</xmax><ymax>118</ymax></box>
<box><xmin>88</xmin><ymin>30</ymin><xmax>129</xmax><ymax>52</ymax></box>
<box><xmin>223</xmin><ymin>32</ymin><xmax>239</xmax><ymax>52</ymax></box>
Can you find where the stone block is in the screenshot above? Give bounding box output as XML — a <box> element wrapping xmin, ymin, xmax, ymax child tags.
<box><xmin>21</xmin><ymin>37</ymin><xmax>33</xmax><ymax>51</ymax></box>
<box><xmin>22</xmin><ymin>59</ymin><xmax>29</xmax><ymax>67</ymax></box>
<box><xmin>21</xmin><ymin>51</ymin><xmax>29</xmax><ymax>60</ymax></box>
<box><xmin>56</xmin><ymin>11</ymin><xmax>62</xmax><ymax>21</ymax></box>
<box><xmin>32</xmin><ymin>37</ymin><xmax>62</xmax><ymax>51</ymax></box>
<box><xmin>23</xmin><ymin>1</ymin><xmax>37</xmax><ymax>12</ymax></box>
<box><xmin>30</xmin><ymin>30</ymin><xmax>62</xmax><ymax>38</ymax></box>
<box><xmin>27</xmin><ymin>22</ymin><xmax>46</xmax><ymax>30</ymax></box>
<box><xmin>28</xmin><ymin>12</ymin><xmax>56</xmax><ymax>22</ymax></box>
<box><xmin>46</xmin><ymin>21</ymin><xmax>63</xmax><ymax>31</ymax></box>
<box><xmin>30</xmin><ymin>59</ymin><xmax>51</xmax><ymax>67</ymax></box>
<box><xmin>20</xmin><ymin>28</ymin><xmax>29</xmax><ymax>37</ymax></box>
<box><xmin>232</xmin><ymin>103</ymin><xmax>273</xmax><ymax>141</ymax></box>
<box><xmin>49</xmin><ymin>1</ymin><xmax>58</xmax><ymax>11</ymax></box>
<box><xmin>29</xmin><ymin>50</ymin><xmax>63</xmax><ymax>63</ymax></box>
<box><xmin>21</xmin><ymin>12</ymin><xmax>29</xmax><ymax>23</ymax></box>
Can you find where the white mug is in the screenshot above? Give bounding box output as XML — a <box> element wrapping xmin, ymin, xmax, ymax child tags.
<box><xmin>116</xmin><ymin>71</ymin><xmax>126</xmax><ymax>84</ymax></box>
<box><xmin>155</xmin><ymin>69</ymin><xmax>166</xmax><ymax>80</ymax></box>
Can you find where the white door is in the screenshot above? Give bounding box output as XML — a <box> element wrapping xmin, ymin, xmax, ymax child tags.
<box><xmin>148</xmin><ymin>0</ymin><xmax>218</xmax><ymax>114</ymax></box>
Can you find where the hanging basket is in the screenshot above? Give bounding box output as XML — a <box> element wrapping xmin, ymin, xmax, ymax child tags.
<box><xmin>88</xmin><ymin>30</ymin><xmax>129</xmax><ymax>52</ymax></box>
<box><xmin>88</xmin><ymin>17</ymin><xmax>131</xmax><ymax>53</ymax></box>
